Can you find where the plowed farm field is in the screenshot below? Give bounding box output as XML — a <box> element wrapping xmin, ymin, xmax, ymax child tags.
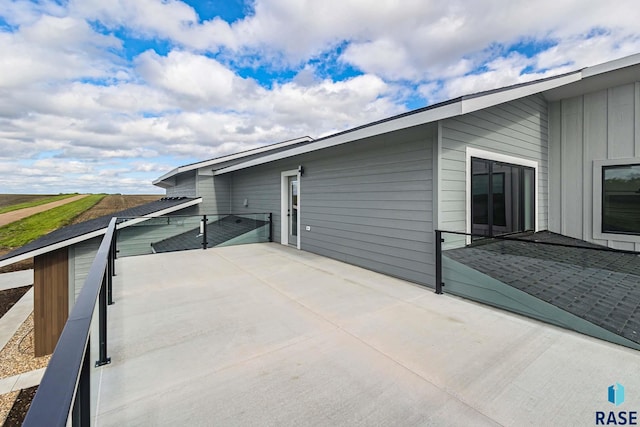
<box><xmin>0</xmin><ymin>194</ymin><xmax>161</xmax><ymax>273</ymax></box>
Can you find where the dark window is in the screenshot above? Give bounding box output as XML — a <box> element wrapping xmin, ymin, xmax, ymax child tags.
<box><xmin>602</xmin><ymin>164</ymin><xmax>640</xmax><ymax>235</ymax></box>
<box><xmin>471</xmin><ymin>158</ymin><xmax>535</xmax><ymax>237</ymax></box>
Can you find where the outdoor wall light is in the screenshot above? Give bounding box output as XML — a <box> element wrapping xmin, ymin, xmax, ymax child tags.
<box><xmin>298</xmin><ymin>165</ymin><xmax>304</xmax><ymax>176</ymax></box>
<box><xmin>243</xmin><ymin>198</ymin><xmax>249</xmax><ymax>207</ymax></box>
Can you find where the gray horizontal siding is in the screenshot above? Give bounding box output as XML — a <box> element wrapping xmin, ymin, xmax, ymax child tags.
<box><xmin>229</xmin><ymin>123</ymin><xmax>435</xmax><ymax>286</ymax></box>
<box><xmin>229</xmin><ymin>164</ymin><xmax>284</xmax><ymax>241</ymax></box>
<box><xmin>166</xmin><ymin>172</ymin><xmax>197</xmax><ymax>198</ymax></box>
<box><xmin>439</xmin><ymin>94</ymin><xmax>549</xmax><ymax>233</ymax></box>
<box><xmin>195</xmin><ymin>173</ymin><xmax>230</xmax><ymax>215</ymax></box>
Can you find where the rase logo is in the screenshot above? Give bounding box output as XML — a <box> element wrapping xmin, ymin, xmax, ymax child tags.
<box><xmin>610</xmin><ymin>384</ymin><xmax>626</xmax><ymax>407</ymax></box>
<box><xmin>596</xmin><ymin>383</ymin><xmax>637</xmax><ymax>425</ymax></box>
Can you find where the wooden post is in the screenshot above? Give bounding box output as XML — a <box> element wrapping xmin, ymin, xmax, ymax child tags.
<box><xmin>34</xmin><ymin>249</ymin><xmax>69</xmax><ymax>357</ymax></box>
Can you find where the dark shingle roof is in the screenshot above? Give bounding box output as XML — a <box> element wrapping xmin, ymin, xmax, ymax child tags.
<box><xmin>0</xmin><ymin>197</ymin><xmax>199</xmax><ymax>263</ymax></box>
<box><xmin>445</xmin><ymin>231</ymin><xmax>640</xmax><ymax>344</ymax></box>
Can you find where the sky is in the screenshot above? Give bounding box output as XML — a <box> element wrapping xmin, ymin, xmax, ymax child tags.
<box><xmin>0</xmin><ymin>1</ymin><xmax>639</xmax><ymax>194</ymax></box>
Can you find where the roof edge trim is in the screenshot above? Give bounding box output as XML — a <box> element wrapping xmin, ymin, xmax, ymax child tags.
<box><xmin>153</xmin><ymin>137</ymin><xmax>313</xmax><ymax>186</ymax></box>
<box><xmin>214</xmin><ymin>101</ymin><xmax>462</xmax><ymax>175</ymax></box>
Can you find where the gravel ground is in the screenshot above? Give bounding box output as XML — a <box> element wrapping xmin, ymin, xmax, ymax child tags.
<box><xmin>0</xmin><ymin>313</ymin><xmax>50</xmax><ymax>379</ymax></box>
<box><xmin>0</xmin><ymin>313</ymin><xmax>49</xmax><ymax>424</ymax></box>
<box><xmin>0</xmin><ymin>390</ymin><xmax>19</xmax><ymax>425</ymax></box>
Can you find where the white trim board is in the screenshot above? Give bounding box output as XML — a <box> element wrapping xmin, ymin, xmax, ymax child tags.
<box><xmin>592</xmin><ymin>158</ymin><xmax>640</xmax><ymax>244</ymax></box>
<box><xmin>280</xmin><ymin>170</ymin><xmax>301</xmax><ymax>249</ymax></box>
<box><xmin>153</xmin><ymin>136</ymin><xmax>312</xmax><ymax>186</ymax></box>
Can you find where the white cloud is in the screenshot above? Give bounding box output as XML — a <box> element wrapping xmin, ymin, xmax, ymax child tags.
<box><xmin>135</xmin><ymin>50</ymin><xmax>247</xmax><ymax>107</ymax></box>
<box><xmin>0</xmin><ymin>15</ymin><xmax>121</xmax><ymax>88</ymax></box>
<box><xmin>0</xmin><ymin>0</ymin><xmax>639</xmax><ymax>194</ymax></box>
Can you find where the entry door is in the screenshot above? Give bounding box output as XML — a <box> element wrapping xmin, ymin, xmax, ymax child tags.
<box><xmin>471</xmin><ymin>157</ymin><xmax>535</xmax><ymax>236</ymax></box>
<box><xmin>288</xmin><ymin>176</ymin><xmax>298</xmax><ymax>246</ymax></box>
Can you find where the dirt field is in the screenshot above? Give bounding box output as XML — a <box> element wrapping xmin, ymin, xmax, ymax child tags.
<box><xmin>69</xmin><ymin>194</ymin><xmax>161</xmax><ymax>224</ymax></box>
<box><xmin>0</xmin><ymin>194</ymin><xmax>88</xmax><ymax>228</ymax></box>
<box><xmin>0</xmin><ymin>194</ymin><xmax>162</xmax><ymax>273</ymax></box>
<box><xmin>0</xmin><ymin>195</ymin><xmax>56</xmax><ymax>210</ymax></box>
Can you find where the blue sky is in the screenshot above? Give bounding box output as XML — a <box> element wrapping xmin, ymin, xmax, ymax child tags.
<box><xmin>0</xmin><ymin>0</ymin><xmax>639</xmax><ymax>194</ymax></box>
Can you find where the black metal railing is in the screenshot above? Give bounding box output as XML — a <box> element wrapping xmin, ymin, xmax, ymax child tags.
<box><xmin>23</xmin><ymin>218</ymin><xmax>117</xmax><ymax>426</ymax></box>
<box><xmin>23</xmin><ymin>212</ymin><xmax>274</xmax><ymax>425</ymax></box>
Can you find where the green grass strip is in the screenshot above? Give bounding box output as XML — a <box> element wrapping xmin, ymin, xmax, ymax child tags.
<box><xmin>0</xmin><ymin>194</ymin><xmax>78</xmax><ymax>214</ymax></box>
<box><xmin>0</xmin><ymin>194</ymin><xmax>106</xmax><ymax>250</ymax></box>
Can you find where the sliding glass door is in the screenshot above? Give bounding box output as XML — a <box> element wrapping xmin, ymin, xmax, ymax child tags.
<box><xmin>471</xmin><ymin>158</ymin><xmax>535</xmax><ymax>236</ymax></box>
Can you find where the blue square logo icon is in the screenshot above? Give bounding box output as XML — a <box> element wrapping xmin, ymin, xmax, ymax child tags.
<box><xmin>608</xmin><ymin>383</ymin><xmax>625</xmax><ymax>407</ymax></box>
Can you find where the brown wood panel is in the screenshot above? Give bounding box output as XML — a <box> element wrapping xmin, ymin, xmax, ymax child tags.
<box><xmin>34</xmin><ymin>249</ymin><xmax>69</xmax><ymax>356</ymax></box>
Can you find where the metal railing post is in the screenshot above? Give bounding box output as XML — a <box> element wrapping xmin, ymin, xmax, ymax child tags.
<box><xmin>95</xmin><ymin>272</ymin><xmax>111</xmax><ymax>367</ymax></box>
<box><xmin>112</xmin><ymin>227</ymin><xmax>117</xmax><ymax>275</ymax></box>
<box><xmin>269</xmin><ymin>213</ymin><xmax>273</xmax><ymax>242</ymax></box>
<box><xmin>435</xmin><ymin>230</ymin><xmax>444</xmax><ymax>294</ymax></box>
<box><xmin>202</xmin><ymin>215</ymin><xmax>207</xmax><ymax>249</ymax></box>
<box><xmin>72</xmin><ymin>340</ymin><xmax>91</xmax><ymax>427</ymax></box>
<box><xmin>107</xmin><ymin>232</ymin><xmax>114</xmax><ymax>306</ymax></box>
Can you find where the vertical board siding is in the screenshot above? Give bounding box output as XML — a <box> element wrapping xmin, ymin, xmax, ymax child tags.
<box><xmin>166</xmin><ymin>172</ymin><xmax>197</xmax><ymax>198</ymax></box>
<box><xmin>34</xmin><ymin>249</ymin><xmax>68</xmax><ymax>356</ymax></box>
<box><xmin>229</xmin><ymin>124</ymin><xmax>435</xmax><ymax>286</ymax></box>
<box><xmin>608</xmin><ymin>85</ymin><xmax>635</xmax><ymax>158</ymax></box>
<box><xmin>582</xmin><ymin>91</ymin><xmax>608</xmax><ymax>244</ymax></box>
<box><xmin>560</xmin><ymin>97</ymin><xmax>583</xmax><ymax>238</ymax></box>
<box><xmin>440</xmin><ymin>95</ymin><xmax>549</xmax><ymax>233</ymax></box>
<box><xmin>549</xmin><ymin>82</ymin><xmax>640</xmax><ymax>248</ymax></box>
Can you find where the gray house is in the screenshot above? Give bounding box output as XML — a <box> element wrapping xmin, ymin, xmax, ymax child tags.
<box><xmin>156</xmin><ymin>54</ymin><xmax>640</xmax><ymax>280</ymax></box>
<box><xmin>0</xmin><ymin>137</ymin><xmax>314</xmax><ymax>355</ymax></box>
<box><xmin>154</xmin><ymin>54</ymin><xmax>640</xmax><ymax>349</ymax></box>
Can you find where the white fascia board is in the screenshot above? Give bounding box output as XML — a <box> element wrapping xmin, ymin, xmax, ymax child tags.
<box><xmin>0</xmin><ymin>228</ymin><xmax>110</xmax><ymax>268</ymax></box>
<box><xmin>460</xmin><ymin>72</ymin><xmax>582</xmax><ymax>115</ymax></box>
<box><xmin>582</xmin><ymin>53</ymin><xmax>640</xmax><ymax>78</ymax></box>
<box><xmin>0</xmin><ymin>197</ymin><xmax>202</xmax><ymax>268</ymax></box>
<box><xmin>114</xmin><ymin>197</ymin><xmax>202</xmax><ymax>227</ymax></box>
<box><xmin>215</xmin><ymin>102</ymin><xmax>463</xmax><ymax>175</ymax></box>
<box><xmin>153</xmin><ymin>137</ymin><xmax>312</xmax><ymax>185</ymax></box>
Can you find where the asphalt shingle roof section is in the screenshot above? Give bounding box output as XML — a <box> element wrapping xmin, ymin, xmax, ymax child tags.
<box><xmin>444</xmin><ymin>231</ymin><xmax>640</xmax><ymax>344</ymax></box>
<box><xmin>0</xmin><ymin>197</ymin><xmax>198</xmax><ymax>263</ymax></box>
<box><xmin>151</xmin><ymin>215</ymin><xmax>268</xmax><ymax>253</ymax></box>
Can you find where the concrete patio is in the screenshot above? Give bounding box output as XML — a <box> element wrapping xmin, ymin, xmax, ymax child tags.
<box><xmin>95</xmin><ymin>243</ymin><xmax>640</xmax><ymax>426</ymax></box>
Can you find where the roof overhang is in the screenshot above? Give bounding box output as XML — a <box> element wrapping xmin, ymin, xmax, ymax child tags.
<box><xmin>213</xmin><ymin>53</ymin><xmax>640</xmax><ymax>176</ymax></box>
<box><xmin>153</xmin><ymin>136</ymin><xmax>313</xmax><ymax>187</ymax></box>
<box><xmin>543</xmin><ymin>54</ymin><xmax>640</xmax><ymax>101</ymax></box>
<box><xmin>214</xmin><ymin>74</ymin><xmax>583</xmax><ymax>176</ymax></box>
<box><xmin>215</xmin><ymin>101</ymin><xmax>460</xmax><ymax>175</ymax></box>
<box><xmin>0</xmin><ymin>197</ymin><xmax>202</xmax><ymax>268</ymax></box>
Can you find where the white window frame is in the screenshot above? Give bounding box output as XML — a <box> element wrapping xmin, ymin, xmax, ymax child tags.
<box><xmin>280</xmin><ymin>169</ymin><xmax>301</xmax><ymax>249</ymax></box>
<box><xmin>593</xmin><ymin>157</ymin><xmax>640</xmax><ymax>243</ymax></box>
<box><xmin>465</xmin><ymin>147</ymin><xmax>539</xmax><ymax>238</ymax></box>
